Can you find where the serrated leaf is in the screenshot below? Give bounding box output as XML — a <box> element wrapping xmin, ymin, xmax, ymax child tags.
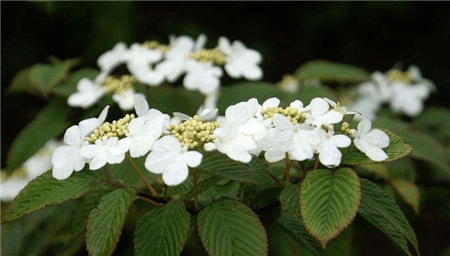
<box><xmin>71</xmin><ymin>184</ymin><xmax>117</xmax><ymax>238</ymax></box>
<box><xmin>300</xmin><ymin>168</ymin><xmax>361</xmax><ymax>248</ymax></box>
<box><xmin>86</xmin><ymin>188</ymin><xmax>137</xmax><ymax>256</ymax></box>
<box><xmin>217</xmin><ymin>82</ymin><xmax>291</xmax><ymax>113</ymax></box>
<box><xmin>341</xmin><ymin>129</ymin><xmax>413</xmax><ymax>166</ymax></box>
<box><xmin>198</xmin><ymin>200</ymin><xmax>268</xmax><ymax>256</ymax></box>
<box><xmin>199</xmin><ymin>180</ymin><xmax>240</xmax><ymax>202</ymax></box>
<box><xmin>108</xmin><ymin>156</ymin><xmax>150</xmax><ymax>187</ymax></box>
<box><xmin>390</xmin><ymin>179</ymin><xmax>420</xmax><ymax>215</ymax></box>
<box><xmin>134</xmin><ymin>201</ymin><xmax>191</xmax><ymax>256</ymax></box>
<box><xmin>197</xmin><ymin>152</ymin><xmax>255</xmax><ymax>183</ymax></box>
<box><xmin>28</xmin><ymin>59</ymin><xmax>78</xmax><ymax>96</ymax></box>
<box><xmin>53</xmin><ymin>68</ymin><xmax>99</xmax><ymax>97</ymax></box>
<box><xmin>7</xmin><ymin>98</ymin><xmax>71</xmax><ymax>170</ymax></box>
<box><xmin>279</xmin><ymin>183</ymin><xmax>301</xmax><ymax>215</ymax></box>
<box><xmin>294</xmin><ymin>60</ymin><xmax>370</xmax><ymax>83</ymax></box>
<box><xmin>358</xmin><ymin>178</ymin><xmax>419</xmax><ymax>256</ymax></box>
<box><xmin>1</xmin><ymin>170</ymin><xmax>101</xmax><ymax>223</ymax></box>
<box><xmin>276</xmin><ymin>212</ymin><xmax>326</xmax><ymax>256</ymax></box>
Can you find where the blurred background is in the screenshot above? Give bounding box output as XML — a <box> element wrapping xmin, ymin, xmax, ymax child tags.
<box><xmin>2</xmin><ymin>2</ymin><xmax>450</xmax><ymax>255</ymax></box>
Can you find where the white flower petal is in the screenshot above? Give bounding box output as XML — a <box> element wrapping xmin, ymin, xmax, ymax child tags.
<box><xmin>184</xmin><ymin>151</ymin><xmax>203</xmax><ymax>168</ymax></box>
<box><xmin>362</xmin><ymin>129</ymin><xmax>390</xmax><ymax>149</ymax></box>
<box><xmin>331</xmin><ymin>135</ymin><xmax>351</xmax><ymax>148</ymax></box>
<box><xmin>319</xmin><ymin>142</ymin><xmax>342</xmax><ymax>167</ymax></box>
<box><xmin>162</xmin><ymin>158</ymin><xmax>189</xmax><ymax>186</ymax></box>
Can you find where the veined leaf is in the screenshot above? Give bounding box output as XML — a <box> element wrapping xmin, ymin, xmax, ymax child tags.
<box><xmin>276</xmin><ymin>212</ymin><xmax>325</xmax><ymax>256</ymax></box>
<box><xmin>2</xmin><ymin>170</ymin><xmax>101</xmax><ymax>223</ymax></box>
<box><xmin>198</xmin><ymin>200</ymin><xmax>268</xmax><ymax>256</ymax></box>
<box><xmin>294</xmin><ymin>60</ymin><xmax>370</xmax><ymax>83</ymax></box>
<box><xmin>186</xmin><ymin>176</ymin><xmax>223</xmax><ymax>200</ymax></box>
<box><xmin>358</xmin><ymin>178</ymin><xmax>419</xmax><ymax>256</ymax></box>
<box><xmin>71</xmin><ymin>183</ymin><xmax>117</xmax><ymax>238</ymax></box>
<box><xmin>390</xmin><ymin>179</ymin><xmax>420</xmax><ymax>215</ymax></box>
<box><xmin>197</xmin><ymin>152</ymin><xmax>255</xmax><ymax>183</ymax></box>
<box><xmin>341</xmin><ymin>129</ymin><xmax>413</xmax><ymax>166</ymax></box>
<box><xmin>7</xmin><ymin>98</ymin><xmax>71</xmax><ymax>170</ymax></box>
<box><xmin>134</xmin><ymin>201</ymin><xmax>191</xmax><ymax>256</ymax></box>
<box><xmin>279</xmin><ymin>183</ymin><xmax>301</xmax><ymax>216</ymax></box>
<box><xmin>300</xmin><ymin>168</ymin><xmax>361</xmax><ymax>248</ymax></box>
<box><xmin>86</xmin><ymin>188</ymin><xmax>137</xmax><ymax>256</ymax></box>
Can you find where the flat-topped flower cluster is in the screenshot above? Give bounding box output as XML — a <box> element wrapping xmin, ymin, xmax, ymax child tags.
<box><xmin>52</xmin><ymin>95</ymin><xmax>390</xmax><ymax>186</ymax></box>
<box><xmin>67</xmin><ymin>34</ymin><xmax>263</xmax><ymax>112</ymax></box>
<box><xmin>349</xmin><ymin>65</ymin><xmax>435</xmax><ymax>120</ymax></box>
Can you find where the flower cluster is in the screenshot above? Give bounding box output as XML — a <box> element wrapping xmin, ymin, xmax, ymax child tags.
<box><xmin>1</xmin><ymin>140</ymin><xmax>61</xmax><ymax>202</ymax></box>
<box><xmin>52</xmin><ymin>95</ymin><xmax>390</xmax><ymax>187</ymax></box>
<box><xmin>67</xmin><ymin>35</ymin><xmax>263</xmax><ymax>112</ymax></box>
<box><xmin>349</xmin><ymin>65</ymin><xmax>435</xmax><ymax>120</ymax></box>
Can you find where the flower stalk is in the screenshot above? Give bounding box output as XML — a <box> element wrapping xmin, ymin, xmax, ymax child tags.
<box><xmin>125</xmin><ymin>153</ymin><xmax>159</xmax><ymax>197</ymax></box>
<box><xmin>192</xmin><ymin>168</ymin><xmax>200</xmax><ymax>211</ymax></box>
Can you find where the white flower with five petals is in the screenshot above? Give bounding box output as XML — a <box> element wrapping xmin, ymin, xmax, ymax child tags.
<box><xmin>80</xmin><ymin>136</ymin><xmax>129</xmax><ymax>170</ymax></box>
<box><xmin>352</xmin><ymin>119</ymin><xmax>390</xmax><ymax>161</ymax></box>
<box><xmin>52</xmin><ymin>106</ymin><xmax>109</xmax><ymax>180</ymax></box>
<box><xmin>218</xmin><ymin>37</ymin><xmax>263</xmax><ymax>80</ymax></box>
<box><xmin>305</xmin><ymin>98</ymin><xmax>343</xmax><ymax>129</ymax></box>
<box><xmin>313</xmin><ymin>128</ymin><xmax>351</xmax><ymax>168</ymax></box>
<box><xmin>145</xmin><ymin>136</ymin><xmax>202</xmax><ymax>186</ymax></box>
<box><xmin>67</xmin><ymin>77</ymin><xmax>106</xmax><ymax>109</ymax></box>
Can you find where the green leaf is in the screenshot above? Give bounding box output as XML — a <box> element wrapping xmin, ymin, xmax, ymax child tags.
<box><xmin>52</xmin><ymin>68</ymin><xmax>99</xmax><ymax>97</ymax></box>
<box><xmin>1</xmin><ymin>170</ymin><xmax>101</xmax><ymax>223</ymax></box>
<box><xmin>7</xmin><ymin>98</ymin><xmax>71</xmax><ymax>170</ymax></box>
<box><xmin>71</xmin><ymin>184</ymin><xmax>117</xmax><ymax>238</ymax></box>
<box><xmin>294</xmin><ymin>85</ymin><xmax>338</xmax><ymax>105</ymax></box>
<box><xmin>358</xmin><ymin>178</ymin><xmax>419</xmax><ymax>256</ymax></box>
<box><xmin>276</xmin><ymin>212</ymin><xmax>325</xmax><ymax>256</ymax></box>
<box><xmin>134</xmin><ymin>201</ymin><xmax>191</xmax><ymax>256</ymax></box>
<box><xmin>28</xmin><ymin>59</ymin><xmax>79</xmax><ymax>96</ymax></box>
<box><xmin>197</xmin><ymin>152</ymin><xmax>255</xmax><ymax>183</ymax></box>
<box><xmin>279</xmin><ymin>183</ymin><xmax>301</xmax><ymax>216</ymax></box>
<box><xmin>7</xmin><ymin>68</ymin><xmax>38</xmax><ymax>95</ymax></box>
<box><xmin>198</xmin><ymin>200</ymin><xmax>268</xmax><ymax>256</ymax></box>
<box><xmin>300</xmin><ymin>168</ymin><xmax>361</xmax><ymax>248</ymax></box>
<box><xmin>217</xmin><ymin>82</ymin><xmax>291</xmax><ymax>113</ymax></box>
<box><xmin>294</xmin><ymin>60</ymin><xmax>370</xmax><ymax>83</ymax></box>
<box><xmin>390</xmin><ymin>179</ymin><xmax>420</xmax><ymax>215</ymax></box>
<box><xmin>199</xmin><ymin>180</ymin><xmax>241</xmax><ymax>202</ymax></box>
<box><xmin>341</xmin><ymin>129</ymin><xmax>413</xmax><ymax>166</ymax></box>
<box><xmin>141</xmin><ymin>85</ymin><xmax>199</xmax><ymax>116</ymax></box>
<box><xmin>412</xmin><ymin>107</ymin><xmax>450</xmax><ymax>143</ymax></box>
<box><xmin>86</xmin><ymin>188</ymin><xmax>137</xmax><ymax>256</ymax></box>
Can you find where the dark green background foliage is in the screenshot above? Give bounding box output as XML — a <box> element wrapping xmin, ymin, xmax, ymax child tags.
<box><xmin>2</xmin><ymin>2</ymin><xmax>450</xmax><ymax>255</ymax></box>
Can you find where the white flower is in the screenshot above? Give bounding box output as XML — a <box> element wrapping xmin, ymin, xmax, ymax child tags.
<box><xmin>112</xmin><ymin>89</ymin><xmax>145</xmax><ymax>111</ymax></box>
<box><xmin>52</xmin><ymin>106</ymin><xmax>109</xmax><ymax>180</ymax></box>
<box><xmin>349</xmin><ymin>97</ymin><xmax>380</xmax><ymax>121</ymax></box>
<box><xmin>208</xmin><ymin>99</ymin><xmax>266</xmax><ymax>162</ymax></box>
<box><xmin>258</xmin><ymin>114</ymin><xmax>320</xmax><ymax>163</ymax></box>
<box><xmin>67</xmin><ymin>77</ymin><xmax>106</xmax><ymax>109</ymax></box>
<box><xmin>389</xmin><ymin>81</ymin><xmax>433</xmax><ymax>117</ymax></box>
<box><xmin>97</xmin><ymin>42</ymin><xmax>128</xmax><ymax>72</ymax></box>
<box><xmin>155</xmin><ymin>34</ymin><xmax>206</xmax><ymax>82</ymax></box>
<box><xmin>126</xmin><ymin>43</ymin><xmax>164</xmax><ymax>86</ymax></box>
<box><xmin>218</xmin><ymin>37</ymin><xmax>263</xmax><ymax>80</ymax></box>
<box><xmin>352</xmin><ymin>119</ymin><xmax>390</xmax><ymax>161</ymax></box>
<box><xmin>0</xmin><ymin>177</ymin><xmax>29</xmax><ymax>202</ymax></box>
<box><xmin>120</xmin><ymin>95</ymin><xmax>170</xmax><ymax>158</ymax></box>
<box><xmin>145</xmin><ymin>136</ymin><xmax>202</xmax><ymax>186</ymax></box>
<box><xmin>313</xmin><ymin>128</ymin><xmax>351</xmax><ymax>168</ymax></box>
<box><xmin>305</xmin><ymin>98</ymin><xmax>343</xmax><ymax>128</ymax></box>
<box><xmin>24</xmin><ymin>140</ymin><xmax>61</xmax><ymax>179</ymax></box>
<box><xmin>323</xmin><ymin>98</ymin><xmax>358</xmax><ymax>116</ymax></box>
<box><xmin>80</xmin><ymin>136</ymin><xmax>128</xmax><ymax>170</ymax></box>
<box><xmin>183</xmin><ymin>60</ymin><xmax>223</xmax><ymax>95</ymax></box>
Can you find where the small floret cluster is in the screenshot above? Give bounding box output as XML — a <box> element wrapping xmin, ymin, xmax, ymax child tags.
<box><xmin>52</xmin><ymin>95</ymin><xmax>390</xmax><ymax>187</ymax></box>
<box><xmin>349</xmin><ymin>65</ymin><xmax>435</xmax><ymax>120</ymax></box>
<box><xmin>67</xmin><ymin>34</ymin><xmax>263</xmax><ymax>113</ymax></box>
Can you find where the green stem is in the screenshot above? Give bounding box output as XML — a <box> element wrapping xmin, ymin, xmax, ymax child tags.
<box><xmin>265</xmin><ymin>170</ymin><xmax>283</xmax><ymax>190</ymax></box>
<box><xmin>192</xmin><ymin>168</ymin><xmax>200</xmax><ymax>211</ymax></box>
<box><xmin>104</xmin><ymin>179</ymin><xmax>161</xmax><ymax>207</ymax></box>
<box><xmin>126</xmin><ymin>153</ymin><xmax>159</xmax><ymax>197</ymax></box>
<box><xmin>313</xmin><ymin>156</ymin><xmax>320</xmax><ymax>171</ymax></box>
